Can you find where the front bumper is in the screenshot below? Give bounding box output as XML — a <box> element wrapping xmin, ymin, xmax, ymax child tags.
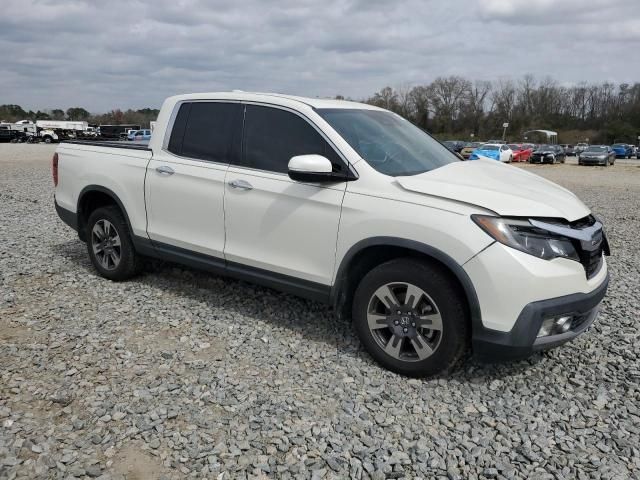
<box><xmin>530</xmin><ymin>155</ymin><xmax>553</xmax><ymax>163</ymax></box>
<box><xmin>579</xmin><ymin>157</ymin><xmax>607</xmax><ymax>165</ymax></box>
<box><xmin>472</xmin><ymin>273</ymin><xmax>608</xmax><ymax>361</ymax></box>
<box><xmin>463</xmin><ymin>240</ymin><xmax>609</xmax><ymax>362</ymax></box>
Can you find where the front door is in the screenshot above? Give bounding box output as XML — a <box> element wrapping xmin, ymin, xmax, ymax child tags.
<box><xmin>223</xmin><ymin>104</ymin><xmax>349</xmax><ymax>286</ymax></box>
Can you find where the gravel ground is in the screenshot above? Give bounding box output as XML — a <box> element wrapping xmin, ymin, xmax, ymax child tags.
<box><xmin>1</xmin><ymin>143</ymin><xmax>639</xmax><ymax>480</ymax></box>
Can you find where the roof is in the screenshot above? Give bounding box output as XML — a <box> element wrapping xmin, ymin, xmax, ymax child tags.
<box><xmin>166</xmin><ymin>91</ymin><xmax>384</xmax><ymax>111</ymax></box>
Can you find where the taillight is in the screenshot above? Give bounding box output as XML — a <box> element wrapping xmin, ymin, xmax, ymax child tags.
<box><xmin>52</xmin><ymin>152</ymin><xmax>59</xmax><ymax>186</ymax></box>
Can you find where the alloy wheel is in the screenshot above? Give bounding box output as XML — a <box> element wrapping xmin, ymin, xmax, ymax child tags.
<box><xmin>366</xmin><ymin>282</ymin><xmax>443</xmax><ymax>362</ymax></box>
<box><xmin>91</xmin><ymin>219</ymin><xmax>122</xmax><ymax>270</ymax></box>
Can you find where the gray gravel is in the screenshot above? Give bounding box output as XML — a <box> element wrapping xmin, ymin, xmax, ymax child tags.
<box><xmin>1</xmin><ymin>144</ymin><xmax>639</xmax><ymax>479</ymax></box>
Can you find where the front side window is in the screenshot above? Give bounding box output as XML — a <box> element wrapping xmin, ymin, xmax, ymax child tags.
<box><xmin>167</xmin><ymin>102</ymin><xmax>242</xmax><ymax>163</ymax></box>
<box><xmin>317</xmin><ymin>108</ymin><xmax>458</xmax><ymax>177</ymax></box>
<box><xmin>241</xmin><ymin>105</ymin><xmax>343</xmax><ymax>174</ymax></box>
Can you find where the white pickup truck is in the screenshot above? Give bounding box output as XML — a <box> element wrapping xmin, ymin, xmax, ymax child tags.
<box><xmin>54</xmin><ymin>92</ymin><xmax>610</xmax><ymax>377</ymax></box>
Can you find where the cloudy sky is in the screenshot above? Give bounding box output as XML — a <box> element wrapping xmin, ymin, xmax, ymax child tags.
<box><xmin>2</xmin><ymin>0</ymin><xmax>639</xmax><ymax>113</ymax></box>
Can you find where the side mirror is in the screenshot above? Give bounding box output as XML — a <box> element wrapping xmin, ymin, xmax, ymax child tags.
<box><xmin>288</xmin><ymin>155</ymin><xmax>339</xmax><ymax>183</ymax></box>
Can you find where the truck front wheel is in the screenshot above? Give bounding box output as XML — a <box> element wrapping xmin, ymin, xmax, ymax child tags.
<box><xmin>352</xmin><ymin>258</ymin><xmax>469</xmax><ymax>377</ymax></box>
<box><xmin>86</xmin><ymin>206</ymin><xmax>141</xmax><ymax>281</ymax></box>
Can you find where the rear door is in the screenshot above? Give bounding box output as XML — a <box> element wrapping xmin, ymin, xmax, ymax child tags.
<box><xmin>223</xmin><ymin>104</ymin><xmax>349</xmax><ymax>286</ymax></box>
<box><xmin>145</xmin><ymin>101</ymin><xmax>242</xmax><ymax>258</ymax></box>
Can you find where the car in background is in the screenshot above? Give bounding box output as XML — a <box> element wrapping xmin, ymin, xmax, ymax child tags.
<box><xmin>561</xmin><ymin>144</ymin><xmax>576</xmax><ymax>156</ymax></box>
<box><xmin>530</xmin><ymin>145</ymin><xmax>566</xmax><ymax>164</ymax></box>
<box><xmin>611</xmin><ymin>143</ymin><xmax>633</xmax><ymax>159</ymax></box>
<box><xmin>460</xmin><ymin>142</ymin><xmax>482</xmax><ymax>159</ymax></box>
<box><xmin>508</xmin><ymin>144</ymin><xmax>533</xmax><ymax>162</ymax></box>
<box><xmin>578</xmin><ymin>145</ymin><xmax>615</xmax><ymax>166</ymax></box>
<box><xmin>127</xmin><ymin>129</ymin><xmax>152</xmax><ymax>141</ymax></box>
<box><xmin>468</xmin><ymin>143</ymin><xmax>513</xmax><ymax>162</ymax></box>
<box><xmin>575</xmin><ymin>143</ymin><xmax>589</xmax><ymax>155</ymax></box>
<box><xmin>442</xmin><ymin>140</ymin><xmax>465</xmax><ymax>153</ymax></box>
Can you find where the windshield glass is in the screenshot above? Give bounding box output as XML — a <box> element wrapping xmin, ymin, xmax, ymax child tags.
<box><xmin>536</xmin><ymin>144</ymin><xmax>551</xmax><ymax>150</ymax></box>
<box><xmin>464</xmin><ymin>142</ymin><xmax>480</xmax><ymax>148</ymax></box>
<box><xmin>479</xmin><ymin>145</ymin><xmax>499</xmax><ymax>151</ymax></box>
<box><xmin>317</xmin><ymin>108</ymin><xmax>459</xmax><ymax>176</ymax></box>
<box><xmin>612</xmin><ymin>144</ymin><xmax>625</xmax><ymax>148</ymax></box>
<box><xmin>586</xmin><ymin>146</ymin><xmax>606</xmax><ymax>152</ymax></box>
<box><xmin>508</xmin><ymin>144</ymin><xmax>521</xmax><ymax>150</ymax></box>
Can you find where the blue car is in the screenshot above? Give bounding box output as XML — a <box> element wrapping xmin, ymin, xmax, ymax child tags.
<box><xmin>468</xmin><ymin>143</ymin><xmax>513</xmax><ymax>163</ymax></box>
<box><xmin>611</xmin><ymin>143</ymin><xmax>632</xmax><ymax>158</ymax></box>
<box><xmin>127</xmin><ymin>129</ymin><xmax>152</xmax><ymax>141</ymax></box>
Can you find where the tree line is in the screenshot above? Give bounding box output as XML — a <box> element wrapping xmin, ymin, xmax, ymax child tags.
<box><xmin>356</xmin><ymin>76</ymin><xmax>640</xmax><ymax>144</ymax></box>
<box><xmin>0</xmin><ymin>105</ymin><xmax>159</xmax><ymax>129</ymax></box>
<box><xmin>3</xmin><ymin>75</ymin><xmax>639</xmax><ymax>143</ymax></box>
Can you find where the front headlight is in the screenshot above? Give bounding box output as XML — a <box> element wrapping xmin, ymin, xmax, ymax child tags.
<box><xmin>471</xmin><ymin>215</ymin><xmax>579</xmax><ymax>261</ymax></box>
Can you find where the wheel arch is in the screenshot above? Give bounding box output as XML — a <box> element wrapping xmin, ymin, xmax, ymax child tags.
<box><xmin>331</xmin><ymin>237</ymin><xmax>482</xmax><ymax>330</ymax></box>
<box><xmin>77</xmin><ymin>185</ymin><xmax>134</xmax><ymax>242</ymax></box>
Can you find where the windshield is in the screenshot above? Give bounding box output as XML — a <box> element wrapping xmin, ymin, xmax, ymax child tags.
<box><xmin>479</xmin><ymin>145</ymin><xmax>499</xmax><ymax>151</ymax></box>
<box><xmin>464</xmin><ymin>142</ymin><xmax>480</xmax><ymax>148</ymax></box>
<box><xmin>585</xmin><ymin>146</ymin><xmax>606</xmax><ymax>152</ymax></box>
<box><xmin>508</xmin><ymin>144</ymin><xmax>521</xmax><ymax>150</ymax></box>
<box><xmin>612</xmin><ymin>144</ymin><xmax>625</xmax><ymax>148</ymax></box>
<box><xmin>536</xmin><ymin>144</ymin><xmax>552</xmax><ymax>150</ymax></box>
<box><xmin>317</xmin><ymin>108</ymin><xmax>459</xmax><ymax>176</ymax></box>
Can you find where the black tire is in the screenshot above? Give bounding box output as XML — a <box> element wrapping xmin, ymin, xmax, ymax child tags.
<box><xmin>86</xmin><ymin>206</ymin><xmax>141</xmax><ymax>281</ymax></box>
<box><xmin>43</xmin><ymin>136</ymin><xmax>52</xmax><ymax>144</ymax></box>
<box><xmin>352</xmin><ymin>258</ymin><xmax>469</xmax><ymax>378</ymax></box>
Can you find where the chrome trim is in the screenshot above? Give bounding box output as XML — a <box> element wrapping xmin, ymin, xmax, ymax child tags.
<box><xmin>529</xmin><ymin>219</ymin><xmax>602</xmax><ymax>243</ymax></box>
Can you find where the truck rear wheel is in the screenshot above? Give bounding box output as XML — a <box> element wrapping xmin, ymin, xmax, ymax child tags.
<box><xmin>352</xmin><ymin>258</ymin><xmax>469</xmax><ymax>377</ymax></box>
<box><xmin>86</xmin><ymin>206</ymin><xmax>141</xmax><ymax>281</ymax></box>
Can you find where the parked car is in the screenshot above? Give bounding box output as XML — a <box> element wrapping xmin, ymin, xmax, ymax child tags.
<box><xmin>442</xmin><ymin>140</ymin><xmax>465</xmax><ymax>153</ymax></box>
<box><xmin>611</xmin><ymin>143</ymin><xmax>633</xmax><ymax>159</ymax></box>
<box><xmin>561</xmin><ymin>144</ymin><xmax>576</xmax><ymax>156</ymax></box>
<box><xmin>529</xmin><ymin>145</ymin><xmax>566</xmax><ymax>164</ymax></box>
<box><xmin>127</xmin><ymin>129</ymin><xmax>152</xmax><ymax>141</ymax></box>
<box><xmin>460</xmin><ymin>142</ymin><xmax>482</xmax><ymax>160</ymax></box>
<box><xmin>53</xmin><ymin>91</ymin><xmax>610</xmax><ymax>377</ymax></box>
<box><xmin>508</xmin><ymin>144</ymin><xmax>533</xmax><ymax>162</ymax></box>
<box><xmin>468</xmin><ymin>143</ymin><xmax>513</xmax><ymax>162</ymax></box>
<box><xmin>0</xmin><ymin>126</ymin><xmax>16</xmax><ymax>143</ymax></box>
<box><xmin>578</xmin><ymin>145</ymin><xmax>615</xmax><ymax>166</ymax></box>
<box><xmin>575</xmin><ymin>143</ymin><xmax>589</xmax><ymax>154</ymax></box>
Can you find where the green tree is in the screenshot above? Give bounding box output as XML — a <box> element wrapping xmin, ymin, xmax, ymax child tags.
<box><xmin>66</xmin><ymin>107</ymin><xmax>90</xmax><ymax>120</ymax></box>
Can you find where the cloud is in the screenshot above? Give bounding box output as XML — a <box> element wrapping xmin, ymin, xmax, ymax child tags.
<box><xmin>0</xmin><ymin>0</ymin><xmax>638</xmax><ymax>112</ymax></box>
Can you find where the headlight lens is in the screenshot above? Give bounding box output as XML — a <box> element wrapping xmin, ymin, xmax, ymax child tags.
<box><xmin>471</xmin><ymin>215</ymin><xmax>579</xmax><ymax>261</ymax></box>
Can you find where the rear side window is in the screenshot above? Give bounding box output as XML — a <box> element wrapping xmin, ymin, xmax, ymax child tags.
<box><xmin>241</xmin><ymin>105</ymin><xmax>344</xmax><ymax>174</ymax></box>
<box><xmin>167</xmin><ymin>102</ymin><xmax>241</xmax><ymax>163</ymax></box>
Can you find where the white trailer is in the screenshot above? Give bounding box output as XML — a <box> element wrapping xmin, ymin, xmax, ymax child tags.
<box><xmin>35</xmin><ymin>120</ymin><xmax>89</xmax><ymax>131</ymax></box>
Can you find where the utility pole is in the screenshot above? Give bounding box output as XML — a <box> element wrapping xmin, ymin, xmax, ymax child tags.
<box><xmin>502</xmin><ymin>122</ymin><xmax>509</xmax><ymax>141</ymax></box>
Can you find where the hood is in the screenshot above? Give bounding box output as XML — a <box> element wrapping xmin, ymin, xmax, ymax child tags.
<box><xmin>395</xmin><ymin>159</ymin><xmax>590</xmax><ymax>221</ymax></box>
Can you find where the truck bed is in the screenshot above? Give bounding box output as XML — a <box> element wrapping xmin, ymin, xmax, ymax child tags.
<box><xmin>61</xmin><ymin>140</ymin><xmax>151</xmax><ymax>151</ymax></box>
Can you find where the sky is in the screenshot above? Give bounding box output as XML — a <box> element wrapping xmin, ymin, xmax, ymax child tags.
<box><xmin>1</xmin><ymin>0</ymin><xmax>639</xmax><ymax>113</ymax></box>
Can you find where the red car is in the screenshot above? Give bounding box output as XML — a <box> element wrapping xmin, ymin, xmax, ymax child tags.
<box><xmin>508</xmin><ymin>144</ymin><xmax>533</xmax><ymax>162</ymax></box>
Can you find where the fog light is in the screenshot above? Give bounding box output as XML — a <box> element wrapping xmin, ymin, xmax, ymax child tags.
<box><xmin>537</xmin><ymin>315</ymin><xmax>574</xmax><ymax>337</ymax></box>
<box><xmin>556</xmin><ymin>316</ymin><xmax>572</xmax><ymax>333</ymax></box>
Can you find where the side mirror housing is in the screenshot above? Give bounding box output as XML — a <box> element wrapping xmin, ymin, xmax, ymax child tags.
<box><xmin>287</xmin><ymin>154</ymin><xmax>354</xmax><ymax>183</ymax></box>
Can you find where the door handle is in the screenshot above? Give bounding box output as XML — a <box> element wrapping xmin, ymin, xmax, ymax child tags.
<box><xmin>228</xmin><ymin>179</ymin><xmax>253</xmax><ymax>191</ymax></box>
<box><xmin>155</xmin><ymin>165</ymin><xmax>175</xmax><ymax>175</ymax></box>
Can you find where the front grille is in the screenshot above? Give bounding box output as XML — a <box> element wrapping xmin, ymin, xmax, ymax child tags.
<box><xmin>580</xmin><ymin>247</ymin><xmax>603</xmax><ymax>279</ymax></box>
<box><xmin>569</xmin><ymin>215</ymin><xmax>596</xmax><ymax>229</ymax></box>
<box><xmin>570</xmin><ymin>312</ymin><xmax>591</xmax><ymax>331</ymax></box>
